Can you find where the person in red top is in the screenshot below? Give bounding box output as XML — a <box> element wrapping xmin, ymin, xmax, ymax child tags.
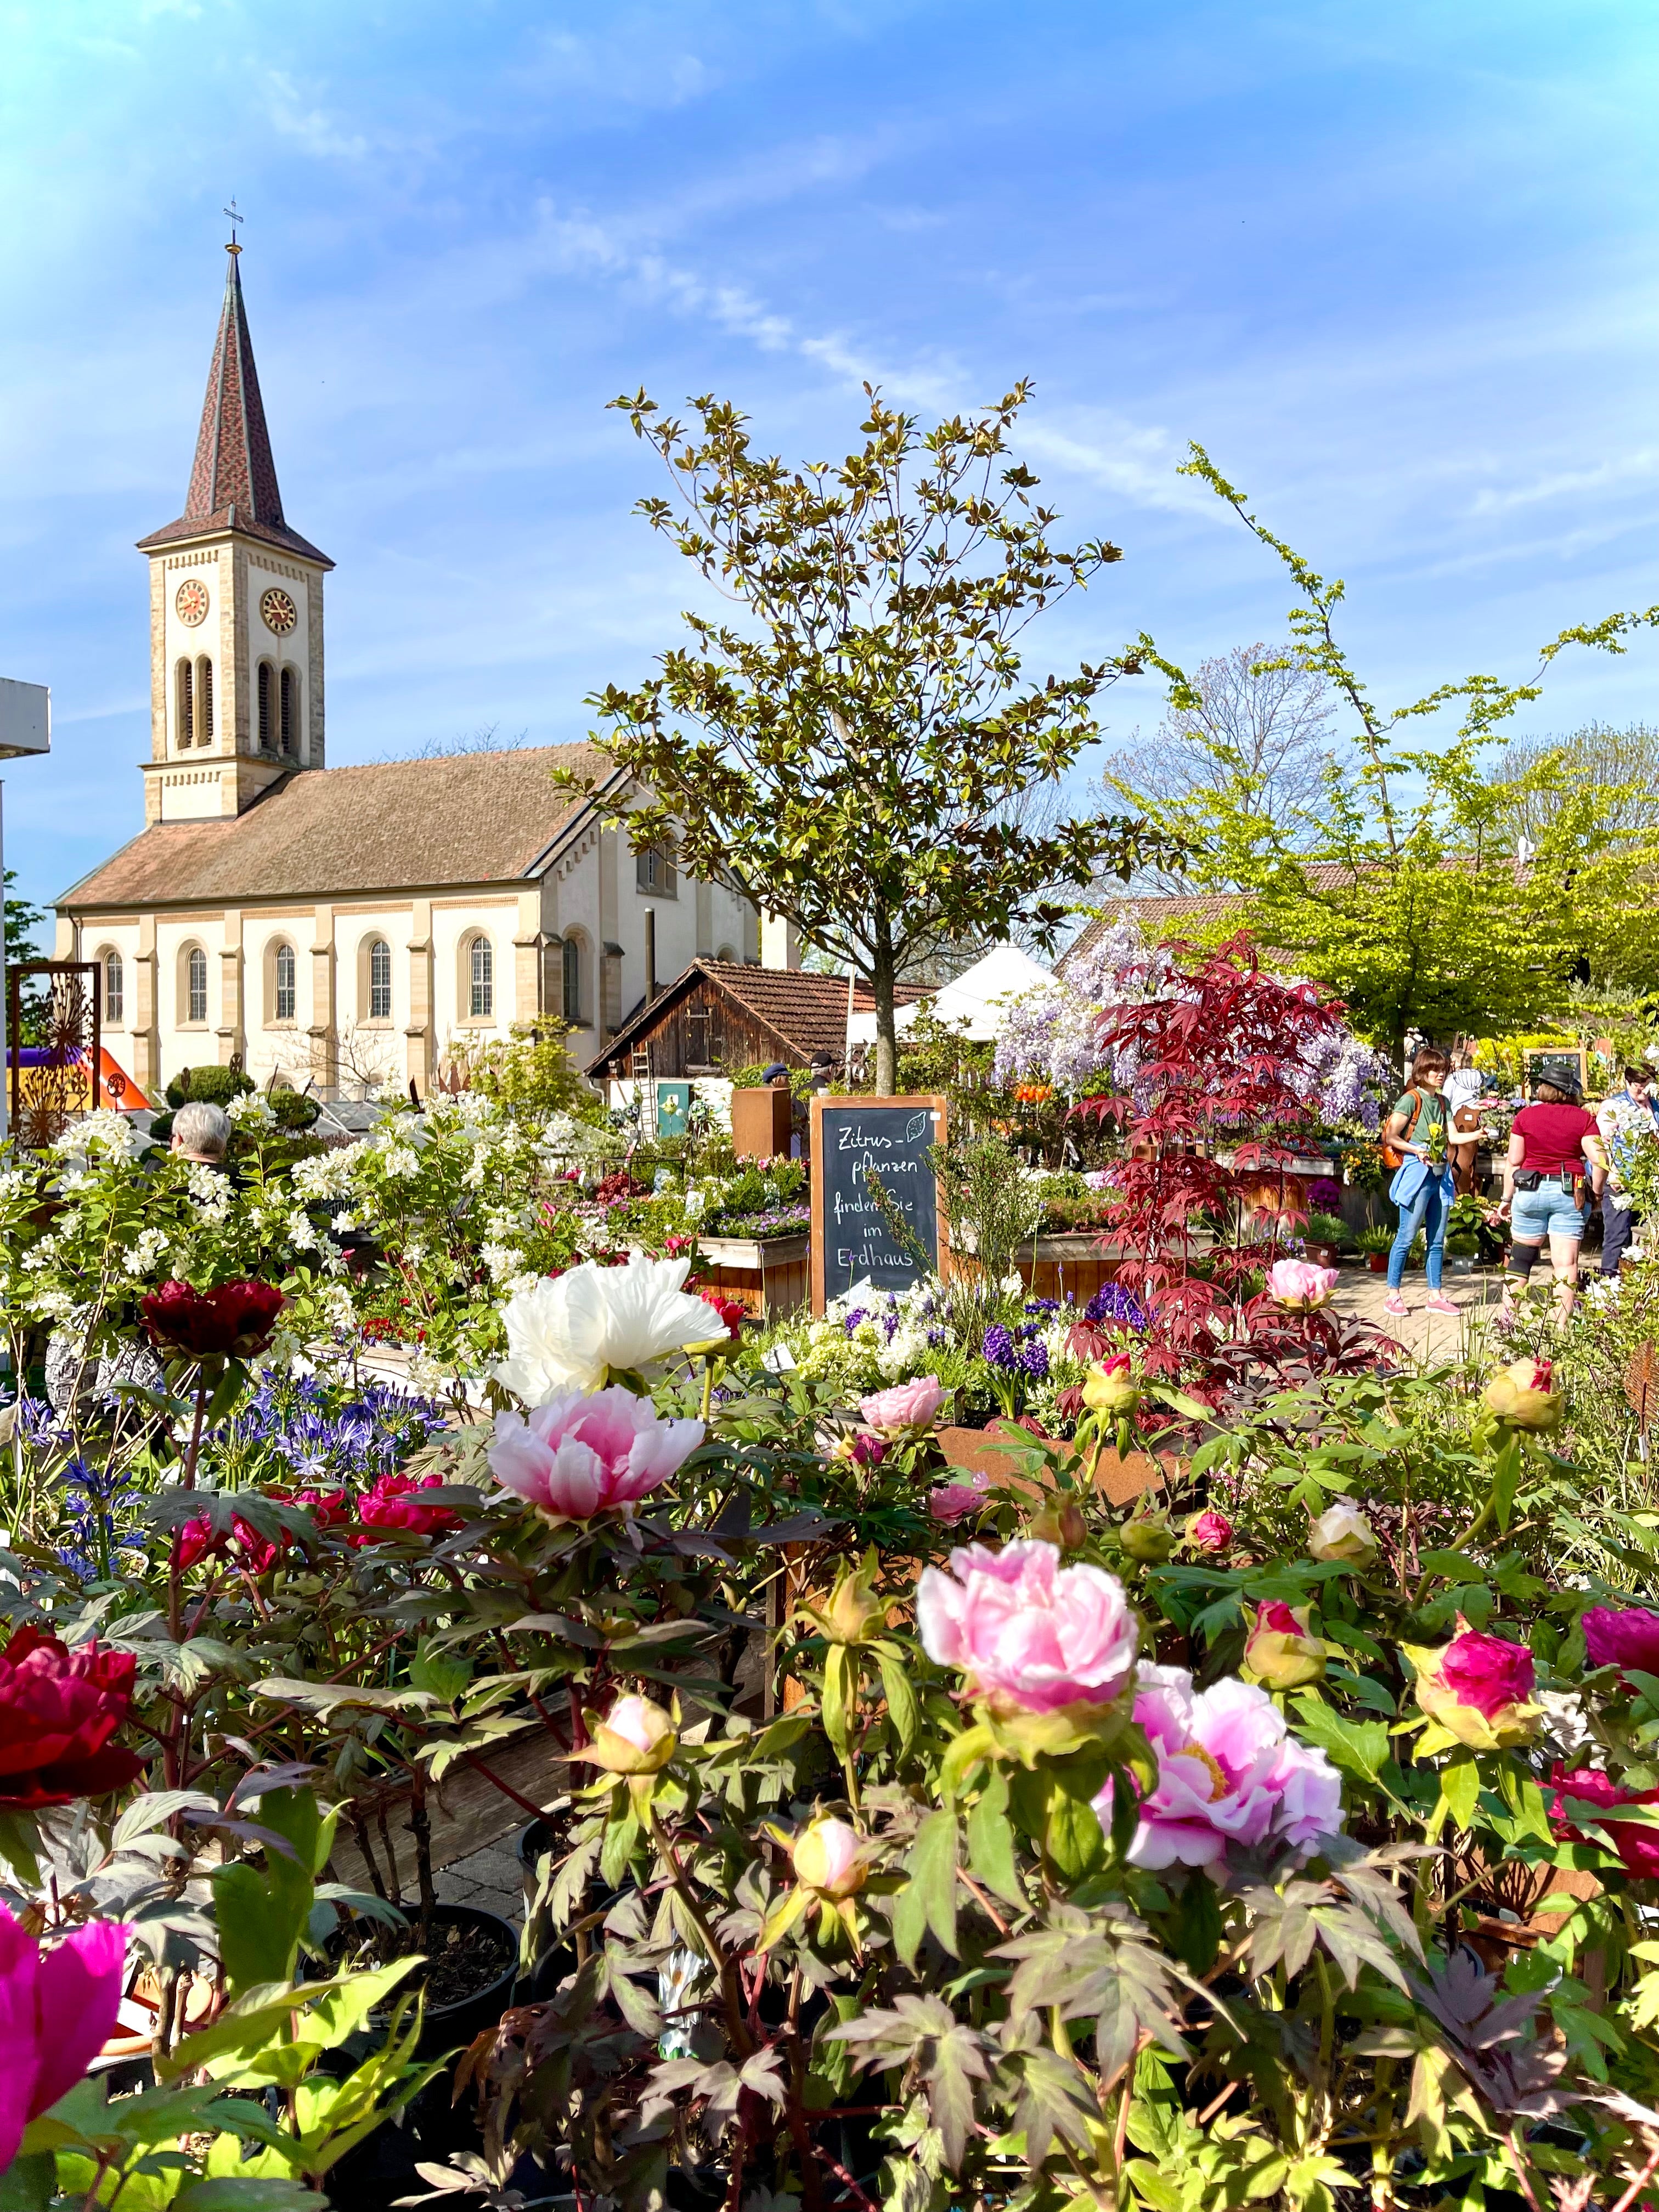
<box><xmin>1496</xmin><ymin>1072</ymin><xmax>1607</xmax><ymax>1325</ymax></box>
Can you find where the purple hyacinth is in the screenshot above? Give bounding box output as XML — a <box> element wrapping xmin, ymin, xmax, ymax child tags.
<box><xmin>981</xmin><ymin>1324</ymin><xmax>1017</xmax><ymax>1369</ymax></box>
<box><xmin>1084</xmin><ymin>1282</ymin><xmax>1149</xmax><ymax>1332</ymax></box>
<box><xmin>1018</xmin><ymin>1340</ymin><xmax>1049</xmax><ymax>1380</ymax></box>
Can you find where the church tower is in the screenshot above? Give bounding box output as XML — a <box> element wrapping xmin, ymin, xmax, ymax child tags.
<box><xmin>136</xmin><ymin>241</ymin><xmax>332</xmax><ymax>824</ymax></box>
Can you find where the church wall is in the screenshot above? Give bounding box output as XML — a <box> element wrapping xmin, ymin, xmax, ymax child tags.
<box><xmin>431</xmin><ymin>897</ymin><xmax>520</xmax><ymax>1058</ymax></box>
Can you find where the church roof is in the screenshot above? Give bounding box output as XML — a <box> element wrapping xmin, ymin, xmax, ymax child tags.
<box><xmin>137</xmin><ymin>248</ymin><xmax>332</xmax><ymax>567</ymax></box>
<box><xmin>58</xmin><ymin>745</ymin><xmax>617</xmax><ymax>912</ymax></box>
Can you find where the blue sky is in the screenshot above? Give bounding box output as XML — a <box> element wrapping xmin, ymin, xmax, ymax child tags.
<box><xmin>0</xmin><ymin>0</ymin><xmax>1654</xmax><ymax>918</ymax></box>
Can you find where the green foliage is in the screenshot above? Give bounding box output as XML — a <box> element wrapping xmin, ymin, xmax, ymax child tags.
<box><xmin>1110</xmin><ymin>450</ymin><xmax>1659</xmax><ymax>1051</ymax></box>
<box><xmin>575</xmin><ymin>382</ymin><xmax>1172</xmax><ymax>1090</ymax></box>
<box><xmin>467</xmin><ymin>1020</ymin><xmax>601</xmax><ymax>1123</ymax></box>
<box><xmin>165</xmin><ymin>1064</ymin><xmax>256</xmax><ymax>1110</ymax></box>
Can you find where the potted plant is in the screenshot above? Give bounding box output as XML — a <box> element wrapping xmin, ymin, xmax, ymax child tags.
<box><xmin>1356</xmin><ymin>1224</ymin><xmax>1393</xmax><ymax>1273</ymax></box>
<box><xmin>1304</xmin><ymin>1210</ymin><xmax>1347</xmax><ymax>1268</ymax></box>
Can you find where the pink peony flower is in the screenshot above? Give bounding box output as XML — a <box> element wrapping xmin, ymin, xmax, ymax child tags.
<box><xmin>917</xmin><ymin>1539</ymin><xmax>1139</xmax><ymax>1714</ymax></box>
<box><xmin>928</xmin><ymin>1479</ymin><xmax>988</xmax><ymax>1526</ymax></box>
<box><xmin>0</xmin><ymin>1908</ymin><xmax>129</xmax><ymax>2169</ymax></box>
<box><xmin>582</xmin><ymin>1693</ymin><xmax>677</xmax><ymax>1775</ymax></box>
<box><xmin>1550</xmin><ymin>1764</ymin><xmax>1659</xmax><ymax>1880</ymax></box>
<box><xmin>1266</xmin><ymin>1259</ymin><xmax>1338</xmax><ymax>1312</ymax></box>
<box><xmin>1407</xmin><ymin>1620</ymin><xmax>1540</xmax><ymax>1751</ymax></box>
<box><xmin>1187</xmin><ymin>1509</ymin><xmax>1233</xmax><ymax>1553</ymax></box>
<box><xmin>488</xmin><ymin>1386</ymin><xmax>704</xmax><ymax>1521</ymax></box>
<box><xmin>1096</xmin><ymin>1662</ymin><xmax>1342</xmax><ymax>1872</ymax></box>
<box><xmin>1582</xmin><ymin>1606</ymin><xmax>1659</xmax><ymax>1679</ymax></box>
<box><xmin>859</xmin><ymin>1375</ymin><xmax>946</xmax><ymax>1435</ymax></box>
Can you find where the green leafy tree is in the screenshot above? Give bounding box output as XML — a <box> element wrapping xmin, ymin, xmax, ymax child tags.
<box><xmin>4</xmin><ymin>867</ymin><xmax>48</xmax><ymax>1046</ymax></box>
<box><xmin>1109</xmin><ymin>449</ymin><xmax>1659</xmax><ymax>1055</ymax></box>
<box><xmin>574</xmin><ymin>384</ymin><xmax>1169</xmax><ymax>1092</ymax></box>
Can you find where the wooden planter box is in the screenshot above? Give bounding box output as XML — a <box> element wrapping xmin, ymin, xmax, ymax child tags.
<box><xmin>947</xmin><ymin>1232</ymin><xmax>1121</xmax><ymax>1306</ymax></box>
<box><xmin>697</xmin><ymin>1233</ymin><xmax>811</xmax><ymax>1321</ymax></box>
<box><xmin>938</xmin><ymin>1421</ymin><xmax>1171</xmax><ymax>1506</ymax></box>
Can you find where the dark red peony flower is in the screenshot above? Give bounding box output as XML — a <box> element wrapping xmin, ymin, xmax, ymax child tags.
<box><xmin>295</xmin><ymin>1488</ymin><xmax>352</xmax><ymax>1530</ymax></box>
<box><xmin>140</xmin><ymin>1279</ymin><xmax>286</xmax><ymax>1359</ymax></box>
<box><xmin>697</xmin><ymin>1289</ymin><xmax>746</xmax><ymax>1344</ymax></box>
<box><xmin>1583</xmin><ymin>1605</ymin><xmax>1659</xmax><ymax>1679</ymax></box>
<box><xmin>0</xmin><ymin>1628</ymin><xmax>145</xmax><ymax>1809</ymax></box>
<box><xmin>349</xmin><ymin>1471</ymin><xmax>463</xmax><ymax>1545</ymax></box>
<box><xmin>179</xmin><ymin>1487</ymin><xmax>352</xmax><ymax>1573</ymax></box>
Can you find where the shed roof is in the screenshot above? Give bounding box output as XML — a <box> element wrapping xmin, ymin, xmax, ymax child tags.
<box><xmin>588</xmin><ymin>960</ymin><xmax>927</xmax><ymax>1077</ymax></box>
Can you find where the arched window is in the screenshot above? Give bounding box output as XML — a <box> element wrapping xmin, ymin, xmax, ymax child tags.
<box><xmin>196</xmin><ymin>657</ymin><xmax>214</xmax><ymax>744</ymax></box>
<box><xmin>368</xmin><ymin>938</ymin><xmax>392</xmax><ymax>1020</ymax></box>
<box><xmin>100</xmin><ymin>950</ymin><xmax>123</xmax><ymax>1026</ymax></box>
<box><xmin>176</xmin><ymin>659</ymin><xmax>194</xmax><ymax>748</ymax></box>
<box><xmin>468</xmin><ymin>935</ymin><xmax>494</xmax><ymax>1019</ymax></box>
<box><xmin>562</xmin><ymin>936</ymin><xmax>582</xmax><ymax>1025</ymax></box>
<box><xmin>715</xmin><ymin>945</ymin><xmax>738</xmax><ymax>964</ymax></box>
<box><xmin>185</xmin><ymin>946</ymin><xmax>208</xmax><ymax>1025</ymax></box>
<box><xmin>273</xmin><ymin>941</ymin><xmax>297</xmax><ymax>1023</ymax></box>
<box><xmin>279</xmin><ymin>667</ymin><xmax>297</xmax><ymax>757</ymax></box>
<box><xmin>257</xmin><ymin>662</ymin><xmax>274</xmax><ymax>752</ymax></box>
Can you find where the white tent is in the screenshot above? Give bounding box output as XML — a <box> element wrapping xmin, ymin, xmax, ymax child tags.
<box><xmin>845</xmin><ymin>942</ymin><xmax>1053</xmax><ymax>1047</ymax></box>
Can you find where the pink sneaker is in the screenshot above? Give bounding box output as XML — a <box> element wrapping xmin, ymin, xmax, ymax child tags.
<box><xmin>1383</xmin><ymin>1293</ymin><xmax>1408</xmax><ymax>1317</ymax></box>
<box><xmin>1424</xmin><ymin>1294</ymin><xmax>1460</xmax><ymax>1315</ymax></box>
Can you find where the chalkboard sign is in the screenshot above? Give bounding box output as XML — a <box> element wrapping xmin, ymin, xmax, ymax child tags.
<box><xmin>810</xmin><ymin>1095</ymin><xmax>947</xmax><ymax>1312</ymax></box>
<box><xmin>1526</xmin><ymin>1049</ymin><xmax>1586</xmax><ymax>1098</ymax></box>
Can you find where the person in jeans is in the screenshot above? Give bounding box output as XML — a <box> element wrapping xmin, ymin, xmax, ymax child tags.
<box><xmin>1497</xmin><ymin>1073</ymin><xmax>1607</xmax><ymax>1324</ymax></box>
<box><xmin>1595</xmin><ymin>1065</ymin><xmax>1659</xmax><ymax>1277</ymax></box>
<box><xmin>1381</xmin><ymin>1047</ymin><xmax>1458</xmax><ymax>1321</ymax></box>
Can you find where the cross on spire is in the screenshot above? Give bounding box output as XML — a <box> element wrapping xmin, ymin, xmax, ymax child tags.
<box><xmin>223</xmin><ymin>199</ymin><xmax>243</xmax><ymax>257</ymax></box>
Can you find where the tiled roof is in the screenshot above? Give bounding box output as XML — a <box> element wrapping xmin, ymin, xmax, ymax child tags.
<box><xmin>589</xmin><ymin>960</ymin><xmax>928</xmax><ymax>1076</ymax></box>
<box><xmin>137</xmin><ymin>250</ymin><xmax>331</xmax><ymax>567</ymax></box>
<box><xmin>1062</xmin><ymin>893</ymin><xmax>1249</xmax><ymax>969</ymax></box>
<box><xmin>59</xmin><ymin>745</ymin><xmax>614</xmax><ymax>910</ymax></box>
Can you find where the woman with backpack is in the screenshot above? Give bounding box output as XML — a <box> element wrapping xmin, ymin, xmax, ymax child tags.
<box><xmin>1380</xmin><ymin>1047</ymin><xmax>1458</xmax><ymax>1322</ymax></box>
<box><xmin>1496</xmin><ymin>1070</ymin><xmax>1607</xmax><ymax>1325</ymax></box>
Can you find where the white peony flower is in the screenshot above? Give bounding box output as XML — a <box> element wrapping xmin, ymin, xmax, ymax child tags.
<box><xmin>495</xmin><ymin>1249</ymin><xmax>726</xmax><ymax>1401</ymax></box>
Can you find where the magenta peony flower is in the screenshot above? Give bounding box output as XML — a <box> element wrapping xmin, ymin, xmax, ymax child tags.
<box><xmin>1266</xmin><ymin>1259</ymin><xmax>1338</xmax><ymax>1312</ymax></box>
<box><xmin>1095</xmin><ymin>1662</ymin><xmax>1342</xmax><ymax>1872</ymax></box>
<box><xmin>0</xmin><ymin>1908</ymin><xmax>128</xmax><ymax>2168</ymax></box>
<box><xmin>1582</xmin><ymin>1605</ymin><xmax>1659</xmax><ymax>1679</ymax></box>
<box><xmin>488</xmin><ymin>1386</ymin><xmax>704</xmax><ymax>1522</ymax></box>
<box><xmin>349</xmin><ymin>1471</ymin><xmax>465</xmax><ymax>1545</ymax></box>
<box><xmin>1243</xmin><ymin>1600</ymin><xmax>1327</xmax><ymax>1690</ymax></box>
<box><xmin>928</xmin><ymin>1480</ymin><xmax>989</xmax><ymax>1526</ymax></box>
<box><xmin>917</xmin><ymin>1539</ymin><xmax>1139</xmax><ymax>1714</ymax></box>
<box><xmin>1407</xmin><ymin>1620</ymin><xmax>1540</xmax><ymax>1751</ymax></box>
<box><xmin>859</xmin><ymin>1375</ymin><xmax>946</xmax><ymax>1435</ymax></box>
<box><xmin>1187</xmin><ymin>1509</ymin><xmax>1234</xmax><ymax>1553</ymax></box>
<box><xmin>1550</xmin><ymin>1764</ymin><xmax>1659</xmax><ymax>1880</ymax></box>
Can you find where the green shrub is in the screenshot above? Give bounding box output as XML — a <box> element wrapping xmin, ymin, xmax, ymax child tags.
<box><xmin>163</xmin><ymin>1063</ymin><xmax>254</xmax><ymax>1110</ymax></box>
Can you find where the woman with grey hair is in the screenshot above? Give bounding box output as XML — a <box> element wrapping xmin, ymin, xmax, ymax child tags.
<box><xmin>170</xmin><ymin>1099</ymin><xmax>231</xmax><ymax>1164</ymax></box>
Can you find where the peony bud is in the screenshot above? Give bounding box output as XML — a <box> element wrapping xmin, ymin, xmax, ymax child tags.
<box><xmin>580</xmin><ymin>1692</ymin><xmax>678</xmax><ymax>1774</ymax></box>
<box><xmin>1308</xmin><ymin>1496</ymin><xmax>1378</xmax><ymax>1567</ymax></box>
<box><xmin>1083</xmin><ymin>1358</ymin><xmax>1140</xmax><ymax>1418</ymax></box>
<box><xmin>1187</xmin><ymin>1509</ymin><xmax>1233</xmax><ymax>1554</ymax></box>
<box><xmin>819</xmin><ymin>1555</ymin><xmax>885</xmax><ymax>1646</ymax></box>
<box><xmin>1119</xmin><ymin>1509</ymin><xmax>1174</xmax><ymax>1565</ymax></box>
<box><xmin>1407</xmin><ymin>1621</ymin><xmax>1541</xmax><ymax>1751</ymax></box>
<box><xmin>791</xmin><ymin>1815</ymin><xmax>868</xmax><ymax>1900</ymax></box>
<box><xmin>1481</xmin><ymin>1358</ymin><xmax>1564</xmax><ymax>1434</ymax></box>
<box><xmin>1243</xmin><ymin>1599</ymin><xmax>1327</xmax><ymax>1690</ymax></box>
<box><xmin>1029</xmin><ymin>1497</ymin><xmax>1088</xmax><ymax>1551</ymax></box>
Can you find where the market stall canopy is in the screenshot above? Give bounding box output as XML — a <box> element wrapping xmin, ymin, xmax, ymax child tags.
<box><xmin>845</xmin><ymin>943</ymin><xmax>1053</xmax><ymax>1047</ymax></box>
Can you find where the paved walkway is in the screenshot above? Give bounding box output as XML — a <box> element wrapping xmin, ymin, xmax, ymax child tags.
<box><xmin>1331</xmin><ymin>1261</ymin><xmax>1507</xmax><ymax>1364</ymax></box>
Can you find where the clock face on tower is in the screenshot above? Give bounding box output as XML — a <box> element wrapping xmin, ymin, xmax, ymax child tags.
<box><xmin>174</xmin><ymin>578</ymin><xmax>210</xmax><ymax>627</ymax></box>
<box><xmin>260</xmin><ymin>587</ymin><xmax>298</xmax><ymax>636</ymax></box>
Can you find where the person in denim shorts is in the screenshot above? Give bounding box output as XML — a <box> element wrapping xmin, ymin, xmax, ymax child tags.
<box><xmin>1496</xmin><ymin>1073</ymin><xmax>1607</xmax><ymax>1325</ymax></box>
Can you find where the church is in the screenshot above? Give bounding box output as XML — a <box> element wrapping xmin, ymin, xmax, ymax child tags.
<box><xmin>54</xmin><ymin>244</ymin><xmax>767</xmax><ymax>1101</ymax></box>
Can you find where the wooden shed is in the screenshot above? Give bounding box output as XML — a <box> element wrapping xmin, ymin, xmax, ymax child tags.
<box><xmin>586</xmin><ymin>960</ymin><xmax>925</xmax><ymax>1084</ymax></box>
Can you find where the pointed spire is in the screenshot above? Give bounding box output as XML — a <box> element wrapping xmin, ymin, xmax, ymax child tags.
<box><xmin>139</xmin><ymin>245</ymin><xmax>331</xmax><ymax>565</ymax></box>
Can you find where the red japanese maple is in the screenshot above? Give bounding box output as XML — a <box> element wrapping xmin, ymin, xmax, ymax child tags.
<box><xmin>1073</xmin><ymin>934</ymin><xmax>1355</xmax><ymax>1372</ymax></box>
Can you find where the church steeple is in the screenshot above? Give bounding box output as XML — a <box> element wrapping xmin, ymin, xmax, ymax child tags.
<box><xmin>138</xmin><ymin>243</ymin><xmax>330</xmax><ymax>565</ymax></box>
<box><xmin>137</xmin><ymin>240</ymin><xmax>330</xmax><ymax>826</ymax></box>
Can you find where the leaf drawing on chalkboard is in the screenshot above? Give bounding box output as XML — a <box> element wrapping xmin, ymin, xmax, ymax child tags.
<box><xmin>904</xmin><ymin>1112</ymin><xmax>929</xmax><ymax>1143</ymax></box>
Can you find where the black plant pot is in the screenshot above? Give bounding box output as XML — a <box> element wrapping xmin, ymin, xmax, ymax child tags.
<box><xmin>324</xmin><ymin>1903</ymin><xmax>520</xmax><ymax>2212</ymax></box>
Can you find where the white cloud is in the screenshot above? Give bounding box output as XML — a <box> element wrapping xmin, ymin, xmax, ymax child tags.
<box><xmin>266</xmin><ymin>70</ymin><xmax>370</xmax><ymax>163</ymax></box>
<box><xmin>1469</xmin><ymin>448</ymin><xmax>1659</xmax><ymax>516</ymax></box>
